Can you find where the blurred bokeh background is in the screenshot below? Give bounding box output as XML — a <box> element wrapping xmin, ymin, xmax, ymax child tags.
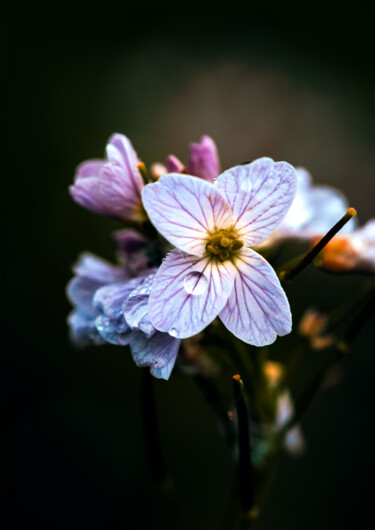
<box><xmin>2</xmin><ymin>4</ymin><xmax>375</xmax><ymax>529</ymax></box>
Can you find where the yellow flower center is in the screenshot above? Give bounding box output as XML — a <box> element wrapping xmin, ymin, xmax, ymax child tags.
<box><xmin>206</xmin><ymin>228</ymin><xmax>243</xmax><ymax>261</ymax></box>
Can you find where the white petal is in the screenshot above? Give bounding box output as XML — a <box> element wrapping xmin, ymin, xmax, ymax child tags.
<box><xmin>219</xmin><ymin>248</ymin><xmax>292</xmax><ymax>346</ymax></box>
<box><xmin>149</xmin><ymin>248</ymin><xmax>236</xmax><ymax>338</ymax></box>
<box><xmin>142</xmin><ymin>174</ymin><xmax>234</xmax><ymax>256</ymax></box>
<box><xmin>215</xmin><ymin>158</ymin><xmax>297</xmax><ymax>246</ymax></box>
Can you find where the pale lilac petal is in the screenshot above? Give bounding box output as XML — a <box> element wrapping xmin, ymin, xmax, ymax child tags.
<box><xmin>69</xmin><ymin>177</ymin><xmax>110</xmax><ymax>215</ymax></box>
<box><xmin>219</xmin><ymin>248</ymin><xmax>292</xmax><ymax>346</ymax></box>
<box><xmin>149</xmin><ymin>249</ymin><xmax>236</xmax><ymax>338</ymax></box>
<box><xmin>165</xmin><ymin>154</ymin><xmax>185</xmax><ymax>173</ymax></box>
<box><xmin>186</xmin><ymin>135</ymin><xmax>220</xmax><ymax>182</ymax></box>
<box><xmin>302</xmin><ymin>186</ymin><xmax>356</xmax><ymax>236</ymax></box>
<box><xmin>98</xmin><ymin>134</ymin><xmax>145</xmax><ymax>220</ymax></box>
<box><xmin>68</xmin><ymin>312</ymin><xmax>105</xmax><ymax>347</ymax></box>
<box><xmin>66</xmin><ymin>253</ymin><xmax>126</xmax><ymax>348</ymax></box>
<box><xmin>351</xmin><ymin>219</ymin><xmax>375</xmax><ymax>270</ymax></box>
<box><xmin>142</xmin><ymin>174</ymin><xmax>234</xmax><ymax>255</ymax></box>
<box><xmin>70</xmin><ymin>160</ymin><xmax>108</xmax><ymax>214</ymax></box>
<box><xmin>215</xmin><ymin>158</ymin><xmax>297</xmax><ymax>246</ymax></box>
<box><xmin>66</xmin><ymin>253</ymin><xmax>125</xmax><ymax>314</ymax></box>
<box><xmin>93</xmin><ymin>279</ymin><xmax>141</xmax><ymax>346</ymax></box>
<box><xmin>93</xmin><ymin>278</ymin><xmax>141</xmax><ymax>321</ymax></box>
<box><xmin>75</xmin><ymin>159</ymin><xmax>105</xmax><ymax>180</ymax></box>
<box><xmin>123</xmin><ymin>272</ymin><xmax>157</xmax><ymax>338</ymax></box>
<box><xmin>130</xmin><ymin>332</ymin><xmax>181</xmax><ymax>380</ymax></box>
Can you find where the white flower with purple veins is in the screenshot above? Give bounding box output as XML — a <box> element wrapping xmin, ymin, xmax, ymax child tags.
<box><xmin>258</xmin><ymin>167</ymin><xmax>355</xmax><ymax>248</ymax></box>
<box><xmin>142</xmin><ymin>158</ymin><xmax>297</xmax><ymax>346</ymax></box>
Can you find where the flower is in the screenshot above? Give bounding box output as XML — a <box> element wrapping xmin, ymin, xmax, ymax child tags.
<box><xmin>66</xmin><ymin>240</ymin><xmax>181</xmax><ymax>379</ymax></box>
<box><xmin>69</xmin><ymin>133</ymin><xmax>145</xmax><ymax>221</ymax></box>
<box><xmin>313</xmin><ymin>219</ymin><xmax>375</xmax><ymax>273</ymax></box>
<box><xmin>142</xmin><ymin>157</ymin><xmax>297</xmax><ymax>346</ymax></box>
<box><xmin>257</xmin><ymin>167</ymin><xmax>355</xmax><ymax>248</ymax></box>
<box><xmin>165</xmin><ymin>135</ymin><xmax>220</xmax><ymax>182</ymax></box>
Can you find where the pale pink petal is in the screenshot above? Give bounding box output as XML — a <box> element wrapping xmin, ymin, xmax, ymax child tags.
<box><xmin>142</xmin><ymin>174</ymin><xmax>234</xmax><ymax>256</ymax></box>
<box><xmin>75</xmin><ymin>160</ymin><xmax>105</xmax><ymax>180</ymax></box>
<box><xmin>149</xmin><ymin>249</ymin><xmax>236</xmax><ymax>338</ymax></box>
<box><xmin>186</xmin><ymin>135</ymin><xmax>221</xmax><ymax>182</ymax></box>
<box><xmin>99</xmin><ymin>134</ymin><xmax>145</xmax><ymax>220</ymax></box>
<box><xmin>215</xmin><ymin>158</ymin><xmax>297</xmax><ymax>246</ymax></box>
<box><xmin>165</xmin><ymin>154</ymin><xmax>185</xmax><ymax>173</ymax></box>
<box><xmin>219</xmin><ymin>248</ymin><xmax>292</xmax><ymax>346</ymax></box>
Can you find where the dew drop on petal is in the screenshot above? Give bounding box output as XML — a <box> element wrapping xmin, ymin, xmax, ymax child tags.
<box><xmin>169</xmin><ymin>328</ymin><xmax>178</xmax><ymax>337</ymax></box>
<box><xmin>183</xmin><ymin>271</ymin><xmax>209</xmax><ymax>295</ymax></box>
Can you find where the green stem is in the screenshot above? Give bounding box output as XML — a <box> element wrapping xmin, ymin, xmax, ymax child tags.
<box><xmin>279</xmin><ymin>208</ymin><xmax>357</xmax><ymax>283</ymax></box>
<box><xmin>232</xmin><ymin>376</ymin><xmax>256</xmax><ymax>516</ymax></box>
<box><xmin>140</xmin><ymin>369</ymin><xmax>170</xmax><ymax>488</ymax></box>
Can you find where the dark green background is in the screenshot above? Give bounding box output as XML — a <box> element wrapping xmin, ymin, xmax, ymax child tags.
<box><xmin>2</xmin><ymin>4</ymin><xmax>375</xmax><ymax>529</ymax></box>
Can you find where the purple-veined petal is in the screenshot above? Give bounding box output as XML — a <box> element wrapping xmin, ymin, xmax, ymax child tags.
<box><xmin>215</xmin><ymin>158</ymin><xmax>297</xmax><ymax>246</ymax></box>
<box><xmin>142</xmin><ymin>174</ymin><xmax>234</xmax><ymax>255</ymax></box>
<box><xmin>98</xmin><ymin>134</ymin><xmax>145</xmax><ymax>221</ymax></box>
<box><xmin>186</xmin><ymin>135</ymin><xmax>220</xmax><ymax>182</ymax></box>
<box><xmin>130</xmin><ymin>332</ymin><xmax>181</xmax><ymax>380</ymax></box>
<box><xmin>219</xmin><ymin>248</ymin><xmax>292</xmax><ymax>346</ymax></box>
<box><xmin>148</xmin><ymin>248</ymin><xmax>236</xmax><ymax>338</ymax></box>
<box><xmin>123</xmin><ymin>272</ymin><xmax>157</xmax><ymax>338</ymax></box>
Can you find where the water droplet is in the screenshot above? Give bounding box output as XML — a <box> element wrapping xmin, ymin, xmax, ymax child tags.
<box><xmin>169</xmin><ymin>328</ymin><xmax>178</xmax><ymax>337</ymax></box>
<box><xmin>183</xmin><ymin>271</ymin><xmax>209</xmax><ymax>295</ymax></box>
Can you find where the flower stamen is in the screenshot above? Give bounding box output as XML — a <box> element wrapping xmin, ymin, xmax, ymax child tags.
<box><xmin>206</xmin><ymin>228</ymin><xmax>244</xmax><ymax>261</ymax></box>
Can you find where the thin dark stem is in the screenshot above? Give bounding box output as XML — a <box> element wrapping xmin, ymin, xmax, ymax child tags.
<box><xmin>193</xmin><ymin>374</ymin><xmax>237</xmax><ymax>449</ymax></box>
<box><xmin>232</xmin><ymin>375</ymin><xmax>255</xmax><ymax>515</ymax></box>
<box><xmin>279</xmin><ymin>208</ymin><xmax>357</xmax><ymax>283</ymax></box>
<box><xmin>140</xmin><ymin>368</ymin><xmax>169</xmax><ymax>487</ymax></box>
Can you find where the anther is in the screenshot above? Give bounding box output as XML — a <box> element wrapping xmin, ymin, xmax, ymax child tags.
<box><xmin>220</xmin><ymin>236</ymin><xmax>231</xmax><ymax>247</ymax></box>
<box><xmin>137</xmin><ymin>162</ymin><xmax>149</xmax><ymax>184</ymax></box>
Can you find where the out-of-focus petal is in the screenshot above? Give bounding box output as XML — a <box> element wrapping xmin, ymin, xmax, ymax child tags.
<box><xmin>112</xmin><ymin>229</ymin><xmax>151</xmax><ymax>276</ymax></box>
<box><xmin>70</xmin><ymin>134</ymin><xmax>145</xmax><ymax>221</ymax></box>
<box><xmin>215</xmin><ymin>158</ymin><xmax>297</xmax><ymax>246</ymax></box>
<box><xmin>66</xmin><ymin>253</ymin><xmax>125</xmax><ymax>313</ymax></box>
<box><xmin>298</xmin><ymin>186</ymin><xmax>355</xmax><ymax>237</ymax></box>
<box><xmin>165</xmin><ymin>154</ymin><xmax>185</xmax><ymax>173</ymax></box>
<box><xmin>66</xmin><ymin>253</ymin><xmax>126</xmax><ymax>348</ymax></box>
<box><xmin>75</xmin><ymin>160</ymin><xmax>105</xmax><ymax>180</ymax></box>
<box><xmin>68</xmin><ymin>311</ymin><xmax>105</xmax><ymax>347</ymax></box>
<box><xmin>219</xmin><ymin>248</ymin><xmax>292</xmax><ymax>346</ymax></box>
<box><xmin>69</xmin><ymin>177</ymin><xmax>109</xmax><ymax>215</ymax></box>
<box><xmin>130</xmin><ymin>332</ymin><xmax>181</xmax><ymax>380</ymax></box>
<box><xmin>149</xmin><ymin>249</ymin><xmax>236</xmax><ymax>338</ymax></box>
<box><xmin>358</xmin><ymin>220</ymin><xmax>375</xmax><ymax>266</ymax></box>
<box><xmin>123</xmin><ymin>272</ymin><xmax>157</xmax><ymax>338</ymax></box>
<box><xmin>186</xmin><ymin>135</ymin><xmax>220</xmax><ymax>182</ymax></box>
<box><xmin>142</xmin><ymin>174</ymin><xmax>234</xmax><ymax>255</ymax></box>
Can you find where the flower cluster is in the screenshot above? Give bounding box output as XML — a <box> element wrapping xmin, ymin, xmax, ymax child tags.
<box><xmin>67</xmin><ymin>133</ymin><xmax>374</xmax><ymax>380</ymax></box>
